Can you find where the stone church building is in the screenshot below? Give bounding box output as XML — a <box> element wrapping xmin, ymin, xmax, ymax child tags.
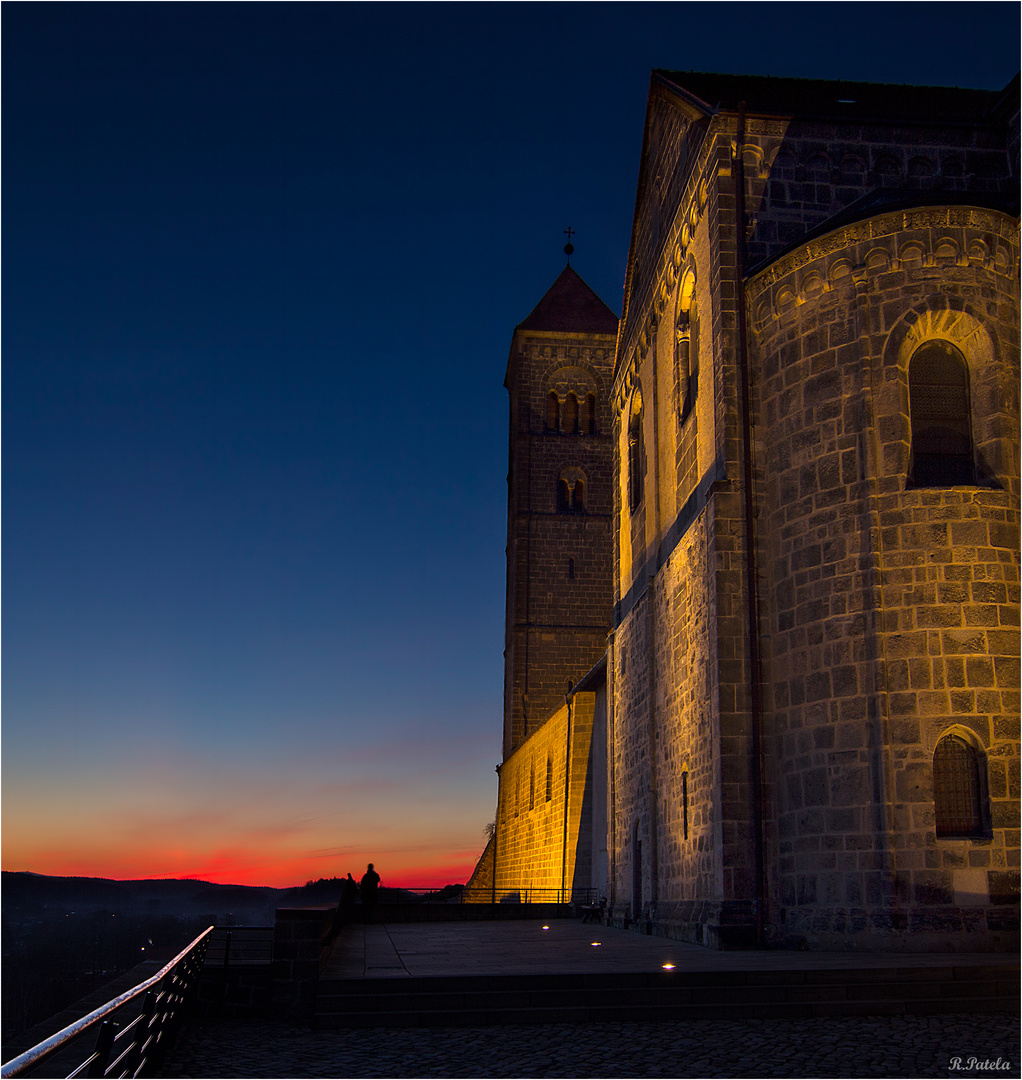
<box><xmin>468</xmin><ymin>70</ymin><xmax>1020</xmax><ymax>951</ymax></box>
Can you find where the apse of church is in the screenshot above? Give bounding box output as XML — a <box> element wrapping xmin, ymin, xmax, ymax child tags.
<box><xmin>470</xmin><ymin>69</ymin><xmax>1020</xmax><ymax>952</ymax></box>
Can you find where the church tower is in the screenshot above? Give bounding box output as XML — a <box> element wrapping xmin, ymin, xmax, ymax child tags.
<box><xmin>502</xmin><ymin>263</ymin><xmax>618</xmax><ymax>758</ymax></box>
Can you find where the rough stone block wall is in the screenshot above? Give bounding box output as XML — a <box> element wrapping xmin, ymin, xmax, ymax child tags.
<box><xmin>270</xmin><ymin>907</ymin><xmax>332</xmax><ymax>1019</ymax></box>
<box><xmin>611</xmin><ymin>125</ymin><xmax>762</xmax><ymax>947</ymax></box>
<box><xmin>743</xmin><ymin>117</ymin><xmax>1016</xmax><ymax>272</ymax></box>
<box><xmin>746</xmin><ymin>205</ymin><xmax>1020</xmax><ymax>949</ymax></box>
<box><xmin>504</xmin><ymin>333</ymin><xmax>616</xmax><ymax>755</ymax></box>
<box><xmin>492</xmin><ymin>696</ymin><xmax>595</xmax><ymax>898</ymax></box>
<box><xmin>611</xmin><ymin>513</ymin><xmax>722</xmax><ymax>937</ymax></box>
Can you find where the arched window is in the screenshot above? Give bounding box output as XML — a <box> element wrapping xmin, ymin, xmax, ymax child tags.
<box><xmin>547</xmin><ymin>391</ymin><xmax>560</xmax><ymax>433</ymax></box>
<box><xmin>586</xmin><ymin>393</ymin><xmax>597</xmax><ymax>435</ymax></box>
<box><xmin>557</xmin><ymin>478</ymin><xmax>571</xmax><ymax>511</ymax></box>
<box><xmin>909</xmin><ymin>341</ymin><xmax>975</xmax><ymax>486</ymax></box>
<box><xmin>681</xmin><ymin>771</ymin><xmax>689</xmax><ymax>841</ymax></box>
<box><xmin>676</xmin><ymin>309</ymin><xmax>693</xmax><ymax>419</ymax></box>
<box><xmin>567</xmin><ymin>557</ymin><xmax>575</xmax><ymax>579</ymax></box>
<box><xmin>545</xmin><ymin>755</ymin><xmax>553</xmax><ymax>801</ymax></box>
<box><xmin>563</xmin><ymin>392</ymin><xmax>579</xmax><ymax>434</ymax></box>
<box><xmin>571</xmin><ymin>479</ymin><xmax>586</xmax><ymax>513</ymax></box>
<box><xmin>676</xmin><ymin>273</ymin><xmax>697</xmax><ymax>421</ymax></box>
<box><xmin>558</xmin><ymin>468</ymin><xmax>587</xmax><ymax>513</ymax></box>
<box><xmin>628</xmin><ymin>391</ymin><xmax>644</xmax><ymax>511</ymax></box>
<box><xmin>934</xmin><ymin>734</ymin><xmax>986</xmax><ymax>837</ymax></box>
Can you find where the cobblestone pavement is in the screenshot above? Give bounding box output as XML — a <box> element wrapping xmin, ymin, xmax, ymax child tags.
<box><xmin>162</xmin><ymin>1013</ymin><xmax>1019</xmax><ymax>1078</ymax></box>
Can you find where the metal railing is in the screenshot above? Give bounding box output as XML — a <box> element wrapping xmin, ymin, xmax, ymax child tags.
<box><xmin>461</xmin><ymin>886</ymin><xmax>598</xmax><ymax>905</ymax></box>
<box><xmin>383</xmin><ymin>886</ymin><xmax>597</xmax><ymax>905</ymax></box>
<box><xmin>202</xmin><ymin>926</ymin><xmax>273</xmax><ymax>967</ymax></box>
<box><xmin>385</xmin><ymin>887</ymin><xmax>466</xmax><ymax>903</ymax></box>
<box><xmin>1</xmin><ymin>926</ymin><xmax>212</xmax><ymax>1079</ymax></box>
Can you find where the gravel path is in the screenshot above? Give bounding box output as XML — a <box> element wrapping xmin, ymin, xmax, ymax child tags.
<box><xmin>161</xmin><ymin>1013</ymin><xmax>1019</xmax><ymax>1078</ymax></box>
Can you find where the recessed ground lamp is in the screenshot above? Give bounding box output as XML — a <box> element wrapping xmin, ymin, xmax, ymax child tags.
<box><xmin>542</xmin><ymin>925</ymin><xmax>549</xmax><ymax>930</ymax></box>
<box><xmin>590</xmin><ymin>942</ymin><xmax>601</xmax><ymax>947</ymax></box>
<box><xmin>662</xmin><ymin>963</ymin><xmax>676</xmax><ymax>970</ymax></box>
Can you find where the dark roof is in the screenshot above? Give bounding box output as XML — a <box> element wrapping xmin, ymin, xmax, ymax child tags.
<box><xmin>656</xmin><ymin>70</ymin><xmax>1011</xmax><ymax>124</ymax></box>
<box><xmin>517</xmin><ymin>265</ymin><xmax>619</xmax><ymax>335</ymax></box>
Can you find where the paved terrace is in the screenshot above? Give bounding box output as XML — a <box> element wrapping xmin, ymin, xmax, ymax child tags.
<box><xmin>318</xmin><ymin>918</ymin><xmax>1018</xmax><ymax>979</ymax></box>
<box><xmin>160</xmin><ymin>920</ymin><xmax>1019</xmax><ymax>1078</ymax></box>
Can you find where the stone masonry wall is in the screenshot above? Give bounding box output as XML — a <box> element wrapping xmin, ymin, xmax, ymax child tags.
<box><xmin>611</xmin><ymin>118</ymin><xmax>762</xmax><ymax>948</ymax></box>
<box><xmin>504</xmin><ymin>331</ymin><xmax>615</xmax><ymax>755</ymax></box>
<box><xmin>746</xmin><ymin>206</ymin><xmax>1020</xmax><ymax>949</ymax></box>
<box><xmin>743</xmin><ymin>114</ymin><xmax>1015</xmax><ymax>272</ymax></box>
<box><xmin>492</xmin><ymin>694</ymin><xmax>596</xmax><ymax>899</ymax></box>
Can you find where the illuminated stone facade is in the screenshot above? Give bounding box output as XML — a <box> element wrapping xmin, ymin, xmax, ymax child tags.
<box><xmin>500</xmin><ymin>267</ymin><xmax>617</xmax><ymax>759</ymax></box>
<box><xmin>475</xmin><ymin>71</ymin><xmax>1020</xmax><ymax>951</ymax></box>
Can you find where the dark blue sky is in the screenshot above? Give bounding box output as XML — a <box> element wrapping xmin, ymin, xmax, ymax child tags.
<box><xmin>4</xmin><ymin>3</ymin><xmax>1018</xmax><ymax>885</ymax></box>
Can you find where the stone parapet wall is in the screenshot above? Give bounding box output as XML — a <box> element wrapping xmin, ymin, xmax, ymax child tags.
<box><xmin>271</xmin><ymin>906</ymin><xmax>333</xmax><ymax>1020</ymax></box>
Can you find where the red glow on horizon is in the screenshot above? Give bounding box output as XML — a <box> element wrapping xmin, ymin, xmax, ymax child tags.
<box><xmin>4</xmin><ymin>849</ymin><xmax>481</xmax><ymax>890</ymax></box>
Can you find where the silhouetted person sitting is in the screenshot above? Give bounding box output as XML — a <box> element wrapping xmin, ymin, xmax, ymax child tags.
<box><xmin>360</xmin><ymin>863</ymin><xmax>381</xmax><ymax>922</ymax></box>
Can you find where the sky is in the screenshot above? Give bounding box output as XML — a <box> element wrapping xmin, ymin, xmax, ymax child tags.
<box><xmin>3</xmin><ymin>3</ymin><xmax>1018</xmax><ymax>889</ymax></box>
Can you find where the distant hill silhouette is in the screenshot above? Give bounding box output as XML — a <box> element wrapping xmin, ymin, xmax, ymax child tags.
<box><xmin>2</xmin><ymin>872</ymin><xmax>284</xmax><ymax>922</ymax></box>
<box><xmin>2</xmin><ymin>870</ymin><xmax>465</xmax><ymax>1043</ymax></box>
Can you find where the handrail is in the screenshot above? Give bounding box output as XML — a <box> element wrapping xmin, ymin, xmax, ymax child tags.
<box><xmin>1</xmin><ymin>926</ymin><xmax>213</xmax><ymax>1078</ymax></box>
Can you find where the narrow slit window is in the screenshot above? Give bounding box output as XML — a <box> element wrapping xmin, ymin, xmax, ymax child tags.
<box><xmin>586</xmin><ymin>393</ymin><xmax>597</xmax><ymax>435</ymax></box>
<box><xmin>545</xmin><ymin>756</ymin><xmax>553</xmax><ymax>801</ymax></box>
<box><xmin>568</xmin><ymin>557</ymin><xmax>575</xmax><ymax>579</ymax></box>
<box><xmin>681</xmin><ymin>772</ymin><xmax>689</xmax><ymax>840</ymax></box>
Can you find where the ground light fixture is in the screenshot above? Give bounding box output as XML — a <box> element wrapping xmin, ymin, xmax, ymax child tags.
<box><xmin>542</xmin><ymin>925</ymin><xmax>549</xmax><ymax>930</ymax></box>
<box><xmin>590</xmin><ymin>942</ymin><xmax>601</xmax><ymax>947</ymax></box>
<box><xmin>662</xmin><ymin>963</ymin><xmax>676</xmax><ymax>970</ymax></box>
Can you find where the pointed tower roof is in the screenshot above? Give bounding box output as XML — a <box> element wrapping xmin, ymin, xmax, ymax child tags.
<box><xmin>517</xmin><ymin>265</ymin><xmax>619</xmax><ymax>335</ymax></box>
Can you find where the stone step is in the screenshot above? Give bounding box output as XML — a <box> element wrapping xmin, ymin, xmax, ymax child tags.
<box><xmin>313</xmin><ymin>965</ymin><xmax>1018</xmax><ymax>1028</ymax></box>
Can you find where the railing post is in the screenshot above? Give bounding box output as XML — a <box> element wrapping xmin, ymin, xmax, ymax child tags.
<box><xmin>86</xmin><ymin>1021</ymin><xmax>116</xmax><ymax>1078</ymax></box>
<box><xmin>132</xmin><ymin>990</ymin><xmax>158</xmax><ymax>1075</ymax></box>
<box><xmin>221</xmin><ymin>930</ymin><xmax>232</xmax><ymax>1007</ymax></box>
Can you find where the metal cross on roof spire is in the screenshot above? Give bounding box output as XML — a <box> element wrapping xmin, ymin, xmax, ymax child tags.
<box><xmin>563</xmin><ymin>226</ymin><xmax>575</xmax><ymax>263</ymax></box>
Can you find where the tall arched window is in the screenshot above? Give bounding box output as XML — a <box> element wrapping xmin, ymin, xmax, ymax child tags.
<box><xmin>547</xmin><ymin>391</ymin><xmax>560</xmax><ymax>433</ymax></box>
<box><xmin>571</xmin><ymin>479</ymin><xmax>586</xmax><ymax>513</ymax></box>
<box><xmin>557</xmin><ymin>478</ymin><xmax>571</xmax><ymax>511</ymax></box>
<box><xmin>628</xmin><ymin>391</ymin><xmax>644</xmax><ymax>511</ymax></box>
<box><xmin>586</xmin><ymin>393</ymin><xmax>597</xmax><ymax>435</ymax></box>
<box><xmin>934</xmin><ymin>734</ymin><xmax>986</xmax><ymax>837</ymax></box>
<box><xmin>909</xmin><ymin>341</ymin><xmax>975</xmax><ymax>486</ymax></box>
<box><xmin>545</xmin><ymin>755</ymin><xmax>553</xmax><ymax>801</ymax></box>
<box><xmin>676</xmin><ymin>309</ymin><xmax>693</xmax><ymax>419</ymax></box>
<box><xmin>676</xmin><ymin>272</ymin><xmax>697</xmax><ymax>421</ymax></box>
<box><xmin>563</xmin><ymin>392</ymin><xmax>579</xmax><ymax>434</ymax></box>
